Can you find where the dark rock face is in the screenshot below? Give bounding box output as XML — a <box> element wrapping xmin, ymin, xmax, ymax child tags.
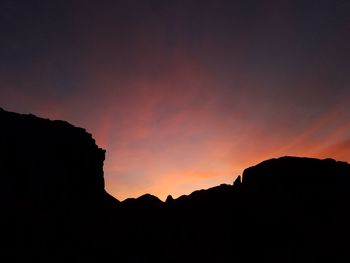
<box><xmin>0</xmin><ymin>108</ymin><xmax>106</xmax><ymax>201</ymax></box>
<box><xmin>242</xmin><ymin>156</ymin><xmax>350</xmax><ymax>191</ymax></box>
<box><xmin>1</xmin><ymin>108</ymin><xmax>350</xmax><ymax>262</ymax></box>
<box><xmin>239</xmin><ymin>157</ymin><xmax>350</xmax><ymax>263</ymax></box>
<box><xmin>0</xmin><ymin>108</ymin><xmax>116</xmax><ymax>262</ymax></box>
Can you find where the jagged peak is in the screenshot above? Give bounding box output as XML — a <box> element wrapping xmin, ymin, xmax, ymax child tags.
<box><xmin>165</xmin><ymin>195</ymin><xmax>174</xmax><ymax>203</ymax></box>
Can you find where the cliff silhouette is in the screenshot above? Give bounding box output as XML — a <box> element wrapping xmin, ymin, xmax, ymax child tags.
<box><xmin>1</xmin><ymin>107</ymin><xmax>350</xmax><ymax>262</ymax></box>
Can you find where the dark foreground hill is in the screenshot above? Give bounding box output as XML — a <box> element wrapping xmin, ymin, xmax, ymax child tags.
<box><xmin>1</xmin><ymin>108</ymin><xmax>350</xmax><ymax>262</ymax></box>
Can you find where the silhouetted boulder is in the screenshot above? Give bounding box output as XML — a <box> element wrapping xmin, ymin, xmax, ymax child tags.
<box><xmin>233</xmin><ymin>175</ymin><xmax>241</xmax><ymax>187</ymax></box>
<box><xmin>238</xmin><ymin>157</ymin><xmax>350</xmax><ymax>263</ymax></box>
<box><xmin>122</xmin><ymin>194</ymin><xmax>162</xmax><ymax>208</ymax></box>
<box><xmin>138</xmin><ymin>193</ymin><xmax>162</xmax><ymax>205</ymax></box>
<box><xmin>242</xmin><ymin>156</ymin><xmax>350</xmax><ymax>189</ymax></box>
<box><xmin>165</xmin><ymin>194</ymin><xmax>174</xmax><ymax>203</ymax></box>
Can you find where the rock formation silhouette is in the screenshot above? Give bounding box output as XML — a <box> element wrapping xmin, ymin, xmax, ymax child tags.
<box><xmin>1</xmin><ymin>107</ymin><xmax>350</xmax><ymax>262</ymax></box>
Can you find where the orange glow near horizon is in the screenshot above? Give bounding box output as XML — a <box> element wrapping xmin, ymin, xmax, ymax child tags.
<box><xmin>93</xmin><ymin>84</ymin><xmax>350</xmax><ymax>200</ymax></box>
<box><xmin>3</xmin><ymin>61</ymin><xmax>350</xmax><ymax>201</ymax></box>
<box><xmin>3</xmin><ymin>57</ymin><xmax>349</xmax><ymax>201</ymax></box>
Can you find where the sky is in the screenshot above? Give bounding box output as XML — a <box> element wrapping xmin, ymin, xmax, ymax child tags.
<box><xmin>1</xmin><ymin>0</ymin><xmax>350</xmax><ymax>200</ymax></box>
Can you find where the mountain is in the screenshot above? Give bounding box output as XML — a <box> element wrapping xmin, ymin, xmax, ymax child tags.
<box><xmin>1</xmin><ymin>107</ymin><xmax>350</xmax><ymax>262</ymax></box>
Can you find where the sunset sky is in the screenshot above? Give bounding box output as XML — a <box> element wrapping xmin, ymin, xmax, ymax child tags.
<box><xmin>1</xmin><ymin>0</ymin><xmax>349</xmax><ymax>200</ymax></box>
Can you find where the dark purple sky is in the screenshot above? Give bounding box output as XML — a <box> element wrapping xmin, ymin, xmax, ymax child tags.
<box><xmin>1</xmin><ymin>0</ymin><xmax>350</xmax><ymax>199</ymax></box>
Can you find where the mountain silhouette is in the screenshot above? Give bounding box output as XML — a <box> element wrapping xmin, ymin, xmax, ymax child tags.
<box><xmin>1</xmin><ymin>107</ymin><xmax>350</xmax><ymax>262</ymax></box>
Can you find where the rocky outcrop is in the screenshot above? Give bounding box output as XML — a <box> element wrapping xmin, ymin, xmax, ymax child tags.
<box><xmin>0</xmin><ymin>108</ymin><xmax>107</xmax><ymax>204</ymax></box>
<box><xmin>0</xmin><ymin>108</ymin><xmax>117</xmax><ymax>262</ymax></box>
<box><xmin>242</xmin><ymin>156</ymin><xmax>350</xmax><ymax>191</ymax></box>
